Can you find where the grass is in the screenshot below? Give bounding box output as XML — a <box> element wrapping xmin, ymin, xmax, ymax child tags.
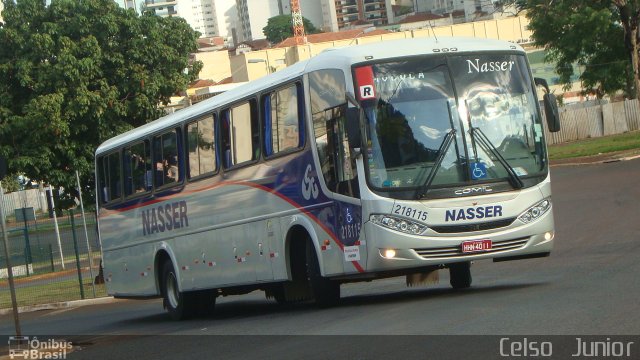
<box><xmin>548</xmin><ymin>130</ymin><xmax>640</xmax><ymax>160</ymax></box>
<box><xmin>0</xmin><ymin>278</ymin><xmax>107</xmax><ymax>309</ymax></box>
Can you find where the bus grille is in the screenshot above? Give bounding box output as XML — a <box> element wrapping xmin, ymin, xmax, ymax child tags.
<box><xmin>413</xmin><ymin>237</ymin><xmax>529</xmax><ymax>259</ymax></box>
<box><xmin>430</xmin><ymin>218</ymin><xmax>516</xmax><ymax>233</ymax></box>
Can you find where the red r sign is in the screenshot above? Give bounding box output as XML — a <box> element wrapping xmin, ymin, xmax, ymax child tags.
<box><xmin>354</xmin><ymin>66</ymin><xmax>376</xmax><ymax>100</ymax></box>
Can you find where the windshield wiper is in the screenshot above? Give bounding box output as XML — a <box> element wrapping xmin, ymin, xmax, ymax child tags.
<box><xmin>469</xmin><ymin>127</ymin><xmax>524</xmax><ymax>189</ymax></box>
<box><xmin>414</xmin><ymin>128</ymin><xmax>456</xmax><ymax>199</ymax></box>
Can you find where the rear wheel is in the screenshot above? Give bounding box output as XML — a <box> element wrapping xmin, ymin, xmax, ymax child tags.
<box><xmin>305</xmin><ymin>242</ymin><xmax>340</xmax><ymax>307</ymax></box>
<box><xmin>449</xmin><ymin>261</ymin><xmax>472</xmax><ymax>289</ymax></box>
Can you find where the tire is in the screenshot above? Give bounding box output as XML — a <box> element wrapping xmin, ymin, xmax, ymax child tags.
<box><xmin>162</xmin><ymin>261</ymin><xmax>189</xmax><ymax>320</ymax></box>
<box><xmin>161</xmin><ymin>261</ymin><xmax>217</xmax><ymax>320</ymax></box>
<box><xmin>305</xmin><ymin>242</ymin><xmax>340</xmax><ymax>307</ymax></box>
<box><xmin>265</xmin><ymin>284</ymin><xmax>288</xmax><ymax>305</ymax></box>
<box><xmin>449</xmin><ymin>261</ymin><xmax>472</xmax><ymax>289</ymax></box>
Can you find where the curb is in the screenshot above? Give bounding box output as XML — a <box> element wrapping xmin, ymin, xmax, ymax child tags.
<box><xmin>550</xmin><ymin>153</ymin><xmax>640</xmax><ymax>167</ymax></box>
<box><xmin>0</xmin><ymin>296</ymin><xmax>116</xmax><ymax>316</ymax></box>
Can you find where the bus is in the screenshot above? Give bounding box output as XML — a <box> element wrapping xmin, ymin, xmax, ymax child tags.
<box><xmin>95</xmin><ymin>37</ymin><xmax>560</xmax><ymax>320</ymax></box>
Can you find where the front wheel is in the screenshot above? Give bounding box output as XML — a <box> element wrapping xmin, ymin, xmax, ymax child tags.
<box><xmin>449</xmin><ymin>261</ymin><xmax>472</xmax><ymax>289</ymax></box>
<box><xmin>306</xmin><ymin>242</ymin><xmax>340</xmax><ymax>307</ymax></box>
<box><xmin>161</xmin><ymin>261</ymin><xmax>216</xmax><ymax>320</ymax></box>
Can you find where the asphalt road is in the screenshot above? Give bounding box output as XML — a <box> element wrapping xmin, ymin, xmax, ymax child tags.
<box><xmin>1</xmin><ymin>159</ymin><xmax>639</xmax><ymax>359</ymax></box>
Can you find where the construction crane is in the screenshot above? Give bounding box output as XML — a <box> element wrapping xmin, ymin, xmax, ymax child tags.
<box><xmin>290</xmin><ymin>0</ymin><xmax>306</xmax><ymax>45</ymax></box>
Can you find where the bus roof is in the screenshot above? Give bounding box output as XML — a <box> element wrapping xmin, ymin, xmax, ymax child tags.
<box><xmin>96</xmin><ymin>37</ymin><xmax>524</xmax><ymax>155</ymax></box>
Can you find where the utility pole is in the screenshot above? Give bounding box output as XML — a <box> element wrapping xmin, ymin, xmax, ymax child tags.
<box><xmin>0</xmin><ymin>181</ymin><xmax>22</xmax><ymax>336</ymax></box>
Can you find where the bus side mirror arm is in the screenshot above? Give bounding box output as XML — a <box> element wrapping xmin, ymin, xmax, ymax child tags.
<box><xmin>535</xmin><ymin>77</ymin><xmax>561</xmax><ymax>133</ymax></box>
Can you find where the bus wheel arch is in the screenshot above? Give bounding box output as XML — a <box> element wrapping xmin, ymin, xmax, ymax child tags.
<box><xmin>154</xmin><ymin>250</ymin><xmax>172</xmax><ymax>296</ymax></box>
<box><xmin>284</xmin><ymin>224</ymin><xmax>340</xmax><ymax>307</ymax></box>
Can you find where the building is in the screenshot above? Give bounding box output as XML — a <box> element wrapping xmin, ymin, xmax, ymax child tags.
<box><xmin>139</xmin><ymin>1</ymin><xmax>237</xmax><ymax>45</ymax></box>
<box><xmin>236</xmin><ymin>0</ymin><xmax>288</xmax><ymax>41</ymax></box>
<box><xmin>0</xmin><ymin>2</ymin><xmax>4</xmax><ymax>24</ymax></box>
<box><xmin>414</xmin><ymin>0</ymin><xmax>507</xmax><ymax>22</ymax></box>
<box><xmin>177</xmin><ymin>0</ymin><xmax>237</xmax><ymax>42</ymax></box>
<box><xmin>143</xmin><ymin>0</ymin><xmax>178</xmax><ymax>17</ymax></box>
<box><xmin>320</xmin><ymin>0</ymin><xmax>394</xmax><ymax>32</ymax></box>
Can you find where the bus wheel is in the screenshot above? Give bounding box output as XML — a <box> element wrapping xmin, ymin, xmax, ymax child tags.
<box><xmin>265</xmin><ymin>284</ymin><xmax>287</xmax><ymax>304</ymax></box>
<box><xmin>449</xmin><ymin>261</ymin><xmax>472</xmax><ymax>289</ymax></box>
<box><xmin>306</xmin><ymin>242</ymin><xmax>340</xmax><ymax>307</ymax></box>
<box><xmin>162</xmin><ymin>261</ymin><xmax>193</xmax><ymax>320</ymax></box>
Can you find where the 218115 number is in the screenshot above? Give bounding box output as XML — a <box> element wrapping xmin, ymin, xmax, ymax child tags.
<box><xmin>393</xmin><ymin>205</ymin><xmax>428</xmax><ymax>221</ymax></box>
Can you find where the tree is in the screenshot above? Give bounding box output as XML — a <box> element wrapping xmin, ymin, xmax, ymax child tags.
<box><xmin>262</xmin><ymin>14</ymin><xmax>320</xmax><ymax>44</ymax></box>
<box><xmin>504</xmin><ymin>1</ymin><xmax>640</xmax><ymax>99</ymax></box>
<box><xmin>0</xmin><ymin>0</ymin><xmax>202</xmax><ymax>206</ymax></box>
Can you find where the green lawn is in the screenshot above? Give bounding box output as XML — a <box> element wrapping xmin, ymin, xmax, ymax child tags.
<box><xmin>0</xmin><ymin>278</ymin><xmax>107</xmax><ymax>309</ymax></box>
<box><xmin>548</xmin><ymin>131</ymin><xmax>640</xmax><ymax>159</ymax></box>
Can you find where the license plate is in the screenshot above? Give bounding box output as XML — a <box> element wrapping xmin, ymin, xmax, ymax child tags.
<box><xmin>461</xmin><ymin>239</ymin><xmax>492</xmax><ymax>253</ymax></box>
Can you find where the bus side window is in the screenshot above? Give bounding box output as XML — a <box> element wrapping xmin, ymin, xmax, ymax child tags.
<box><xmin>187</xmin><ymin>115</ymin><xmax>217</xmax><ymax>179</ymax></box>
<box><xmin>310</xmin><ymin>69</ymin><xmax>359</xmax><ymax>198</ymax></box>
<box><xmin>153</xmin><ymin>130</ymin><xmax>181</xmax><ymax>187</ymax></box>
<box><xmin>264</xmin><ymin>83</ymin><xmax>303</xmax><ymax>157</ymax></box>
<box><xmin>124</xmin><ymin>141</ymin><xmax>151</xmax><ymax>196</ymax></box>
<box><xmin>98</xmin><ymin>151</ymin><xmax>122</xmax><ymax>204</ymax></box>
<box><xmin>222</xmin><ymin>100</ymin><xmax>259</xmax><ymax>168</ymax></box>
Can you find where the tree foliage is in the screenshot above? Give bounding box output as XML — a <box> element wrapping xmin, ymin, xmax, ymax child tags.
<box><xmin>508</xmin><ymin>1</ymin><xmax>640</xmax><ymax>99</ymax></box>
<box><xmin>262</xmin><ymin>14</ymin><xmax>320</xmax><ymax>44</ymax></box>
<box><xmin>0</xmin><ymin>0</ymin><xmax>202</xmax><ymax>206</ymax></box>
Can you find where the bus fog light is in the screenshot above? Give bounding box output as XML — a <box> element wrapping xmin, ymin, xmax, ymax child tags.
<box><xmin>383</xmin><ymin>249</ymin><xmax>396</xmax><ymax>259</ymax></box>
<box><xmin>544</xmin><ymin>232</ymin><xmax>554</xmax><ymax>241</ymax></box>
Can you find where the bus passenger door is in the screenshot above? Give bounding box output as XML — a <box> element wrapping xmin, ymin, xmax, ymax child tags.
<box><xmin>310</xmin><ymin>69</ymin><xmax>366</xmax><ymax>274</ymax></box>
<box><xmin>323</xmin><ymin>107</ymin><xmax>365</xmax><ymax>273</ymax></box>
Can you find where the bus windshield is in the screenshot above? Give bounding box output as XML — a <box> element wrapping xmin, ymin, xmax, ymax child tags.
<box><xmin>358</xmin><ymin>53</ymin><xmax>546</xmax><ymax>197</ymax></box>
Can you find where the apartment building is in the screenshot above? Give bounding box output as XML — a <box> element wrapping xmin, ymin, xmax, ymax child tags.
<box><xmin>143</xmin><ymin>0</ymin><xmax>178</xmax><ymax>17</ymax></box>
<box><xmin>235</xmin><ymin>0</ymin><xmax>289</xmax><ymax>41</ymax></box>
<box><xmin>178</xmin><ymin>0</ymin><xmax>237</xmax><ymax>41</ymax></box>
<box><xmin>320</xmin><ymin>0</ymin><xmax>394</xmax><ymax>32</ymax></box>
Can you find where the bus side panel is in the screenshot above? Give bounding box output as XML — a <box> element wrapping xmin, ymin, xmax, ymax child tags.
<box><xmin>103</xmin><ymin>244</ymin><xmax>158</xmax><ymax>297</ymax></box>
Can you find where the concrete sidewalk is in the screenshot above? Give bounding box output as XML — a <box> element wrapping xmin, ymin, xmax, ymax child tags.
<box><xmin>0</xmin><ymin>296</ymin><xmax>116</xmax><ymax>316</ymax></box>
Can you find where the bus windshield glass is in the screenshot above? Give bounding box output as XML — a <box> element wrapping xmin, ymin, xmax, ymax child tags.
<box><xmin>357</xmin><ymin>53</ymin><xmax>546</xmax><ymax>196</ymax></box>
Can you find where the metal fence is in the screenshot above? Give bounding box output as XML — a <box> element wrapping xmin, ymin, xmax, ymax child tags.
<box><xmin>0</xmin><ymin>207</ymin><xmax>105</xmax><ymax>309</ymax></box>
<box><xmin>544</xmin><ymin>99</ymin><xmax>640</xmax><ymax>145</ymax></box>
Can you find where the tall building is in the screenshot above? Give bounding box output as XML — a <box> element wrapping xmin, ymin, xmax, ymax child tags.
<box><xmin>236</xmin><ymin>0</ymin><xmax>287</xmax><ymax>41</ymax></box>
<box><xmin>178</xmin><ymin>0</ymin><xmax>237</xmax><ymax>41</ymax></box>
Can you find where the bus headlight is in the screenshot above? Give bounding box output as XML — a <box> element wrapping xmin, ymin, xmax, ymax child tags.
<box><xmin>370</xmin><ymin>214</ymin><xmax>428</xmax><ymax>235</ymax></box>
<box><xmin>518</xmin><ymin>199</ymin><xmax>551</xmax><ymax>223</ymax></box>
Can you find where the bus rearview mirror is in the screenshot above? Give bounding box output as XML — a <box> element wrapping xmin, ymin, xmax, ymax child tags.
<box><xmin>543</xmin><ymin>93</ymin><xmax>561</xmax><ymax>132</ymax></box>
<box><xmin>345</xmin><ymin>107</ymin><xmax>362</xmax><ymax>150</ymax></box>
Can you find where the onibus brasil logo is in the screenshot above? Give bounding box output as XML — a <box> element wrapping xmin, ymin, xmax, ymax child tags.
<box><xmin>7</xmin><ymin>336</ymin><xmax>72</xmax><ymax>359</ymax></box>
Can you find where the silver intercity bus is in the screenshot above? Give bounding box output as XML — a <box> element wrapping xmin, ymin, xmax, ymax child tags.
<box><xmin>95</xmin><ymin>37</ymin><xmax>560</xmax><ymax>320</ymax></box>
